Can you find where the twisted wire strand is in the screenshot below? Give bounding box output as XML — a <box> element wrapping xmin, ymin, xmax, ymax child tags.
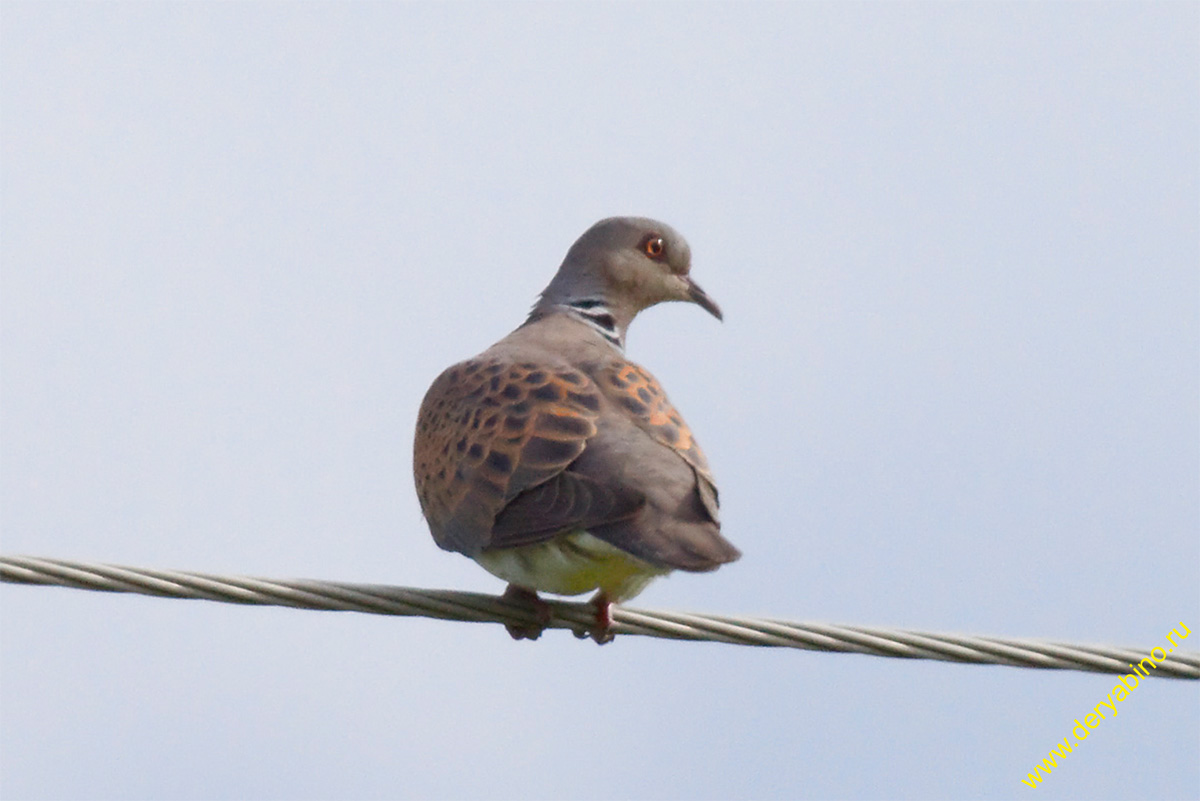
<box><xmin>3</xmin><ymin>554</ymin><xmax>1197</xmax><ymax>680</ymax></box>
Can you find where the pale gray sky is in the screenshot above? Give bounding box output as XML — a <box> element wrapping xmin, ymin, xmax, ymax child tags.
<box><xmin>2</xmin><ymin>3</ymin><xmax>1197</xmax><ymax>799</ymax></box>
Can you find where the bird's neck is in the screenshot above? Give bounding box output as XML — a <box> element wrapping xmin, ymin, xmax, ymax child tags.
<box><xmin>526</xmin><ymin>297</ymin><xmax>633</xmax><ymax>352</ymax></box>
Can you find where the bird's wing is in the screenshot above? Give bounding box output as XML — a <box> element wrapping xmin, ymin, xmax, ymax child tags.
<box><xmin>414</xmin><ymin>356</ymin><xmax>642</xmax><ymax>555</ymax></box>
<box><xmin>589</xmin><ymin>360</ymin><xmax>720</xmax><ymax>522</ymax></box>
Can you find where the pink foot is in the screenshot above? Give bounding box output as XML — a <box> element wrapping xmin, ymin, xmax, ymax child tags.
<box><xmin>589</xmin><ymin>591</ymin><xmax>615</xmax><ymax>645</ymax></box>
<box><xmin>501</xmin><ymin>584</ymin><xmax>551</xmax><ymax>641</ymax></box>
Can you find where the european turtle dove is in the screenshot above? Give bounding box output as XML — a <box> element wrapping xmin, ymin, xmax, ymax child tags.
<box><xmin>413</xmin><ymin>217</ymin><xmax>739</xmax><ymax>642</ymax></box>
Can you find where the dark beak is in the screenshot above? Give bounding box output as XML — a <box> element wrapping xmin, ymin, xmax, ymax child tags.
<box><xmin>686</xmin><ymin>278</ymin><xmax>723</xmax><ymax>321</ymax></box>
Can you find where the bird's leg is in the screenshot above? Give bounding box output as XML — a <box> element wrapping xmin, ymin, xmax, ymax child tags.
<box><xmin>589</xmin><ymin>590</ymin><xmax>616</xmax><ymax>645</ymax></box>
<box><xmin>501</xmin><ymin>584</ymin><xmax>552</xmax><ymax>641</ymax></box>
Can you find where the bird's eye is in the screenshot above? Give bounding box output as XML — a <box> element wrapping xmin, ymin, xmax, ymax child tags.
<box><xmin>642</xmin><ymin>236</ymin><xmax>666</xmax><ymax>259</ymax></box>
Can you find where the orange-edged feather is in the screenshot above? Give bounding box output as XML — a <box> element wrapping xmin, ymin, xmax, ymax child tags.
<box><xmin>415</xmin><ymin>358</ymin><xmax>633</xmax><ymax>555</ymax></box>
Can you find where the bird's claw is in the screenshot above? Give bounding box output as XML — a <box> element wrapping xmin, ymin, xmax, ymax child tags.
<box><xmin>501</xmin><ymin>584</ymin><xmax>552</xmax><ymax>641</ymax></box>
<box><xmin>588</xmin><ymin>591</ymin><xmax>616</xmax><ymax>645</ymax></box>
<box><xmin>502</xmin><ymin>586</ymin><xmax>617</xmax><ymax>644</ymax></box>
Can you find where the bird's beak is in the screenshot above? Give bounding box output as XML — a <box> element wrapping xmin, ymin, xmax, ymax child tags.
<box><xmin>686</xmin><ymin>277</ymin><xmax>723</xmax><ymax>321</ymax></box>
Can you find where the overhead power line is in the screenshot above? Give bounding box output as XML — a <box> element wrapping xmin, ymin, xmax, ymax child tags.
<box><xmin>3</xmin><ymin>555</ymin><xmax>1196</xmax><ymax>680</ymax></box>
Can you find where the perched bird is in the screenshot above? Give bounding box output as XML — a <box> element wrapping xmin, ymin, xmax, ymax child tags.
<box><xmin>413</xmin><ymin>217</ymin><xmax>739</xmax><ymax>642</ymax></box>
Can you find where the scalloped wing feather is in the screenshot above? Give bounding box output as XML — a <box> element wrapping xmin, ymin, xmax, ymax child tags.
<box><xmin>415</xmin><ymin>357</ymin><xmax>636</xmax><ymax>555</ymax></box>
<box><xmin>592</xmin><ymin>361</ymin><xmax>720</xmax><ymax>522</ymax></box>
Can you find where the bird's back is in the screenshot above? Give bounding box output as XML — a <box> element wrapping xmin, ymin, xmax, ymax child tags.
<box><xmin>413</xmin><ymin>314</ymin><xmax>739</xmax><ymax>579</ymax></box>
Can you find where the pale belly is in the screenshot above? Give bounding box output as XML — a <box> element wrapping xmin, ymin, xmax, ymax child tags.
<box><xmin>475</xmin><ymin>531</ymin><xmax>668</xmax><ymax>602</ymax></box>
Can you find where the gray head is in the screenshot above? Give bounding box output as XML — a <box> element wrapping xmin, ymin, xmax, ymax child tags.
<box><xmin>531</xmin><ymin>217</ymin><xmax>722</xmax><ymax>342</ymax></box>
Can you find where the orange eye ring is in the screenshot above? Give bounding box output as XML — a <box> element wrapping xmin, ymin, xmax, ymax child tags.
<box><xmin>642</xmin><ymin>236</ymin><xmax>665</xmax><ymax>259</ymax></box>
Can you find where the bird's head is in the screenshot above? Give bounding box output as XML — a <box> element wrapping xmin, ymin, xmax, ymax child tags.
<box><xmin>535</xmin><ymin>217</ymin><xmax>722</xmax><ymax>328</ymax></box>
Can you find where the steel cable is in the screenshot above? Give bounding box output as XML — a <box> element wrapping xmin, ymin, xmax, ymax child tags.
<box><xmin>3</xmin><ymin>554</ymin><xmax>1196</xmax><ymax>680</ymax></box>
